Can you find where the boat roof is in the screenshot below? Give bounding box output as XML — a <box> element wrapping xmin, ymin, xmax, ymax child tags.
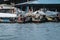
<box><xmin>15</xmin><ymin>0</ymin><xmax>60</xmax><ymax>5</ymax></box>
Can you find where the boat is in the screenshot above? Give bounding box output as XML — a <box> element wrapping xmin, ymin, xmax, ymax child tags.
<box><xmin>45</xmin><ymin>10</ymin><xmax>59</xmax><ymax>22</ymax></box>
<box><xmin>0</xmin><ymin>4</ymin><xmax>24</xmax><ymax>23</ymax></box>
<box><xmin>32</xmin><ymin>9</ymin><xmax>47</xmax><ymax>23</ymax></box>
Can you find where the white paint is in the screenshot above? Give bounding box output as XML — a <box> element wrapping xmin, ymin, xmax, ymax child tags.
<box><xmin>0</xmin><ymin>13</ymin><xmax>17</xmax><ymax>17</ymax></box>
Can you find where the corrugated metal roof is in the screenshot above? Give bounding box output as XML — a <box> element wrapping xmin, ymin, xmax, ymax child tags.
<box><xmin>16</xmin><ymin>0</ymin><xmax>60</xmax><ymax>5</ymax></box>
<box><xmin>37</xmin><ymin>0</ymin><xmax>60</xmax><ymax>4</ymax></box>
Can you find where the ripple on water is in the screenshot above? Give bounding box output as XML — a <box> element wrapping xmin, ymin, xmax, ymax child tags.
<box><xmin>0</xmin><ymin>23</ymin><xmax>60</xmax><ymax>40</ymax></box>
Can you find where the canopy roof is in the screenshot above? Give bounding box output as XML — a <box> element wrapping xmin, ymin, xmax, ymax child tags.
<box><xmin>16</xmin><ymin>0</ymin><xmax>60</xmax><ymax>5</ymax></box>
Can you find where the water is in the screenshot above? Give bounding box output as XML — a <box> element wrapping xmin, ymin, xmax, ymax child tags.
<box><xmin>0</xmin><ymin>22</ymin><xmax>60</xmax><ymax>40</ymax></box>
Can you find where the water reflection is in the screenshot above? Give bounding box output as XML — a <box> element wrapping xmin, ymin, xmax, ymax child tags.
<box><xmin>0</xmin><ymin>23</ymin><xmax>60</xmax><ymax>40</ymax></box>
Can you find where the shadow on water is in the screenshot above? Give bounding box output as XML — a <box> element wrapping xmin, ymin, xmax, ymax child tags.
<box><xmin>0</xmin><ymin>22</ymin><xmax>60</xmax><ymax>40</ymax></box>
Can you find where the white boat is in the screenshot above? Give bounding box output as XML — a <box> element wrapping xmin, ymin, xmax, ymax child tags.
<box><xmin>45</xmin><ymin>10</ymin><xmax>58</xmax><ymax>17</ymax></box>
<box><xmin>32</xmin><ymin>10</ymin><xmax>46</xmax><ymax>22</ymax></box>
<box><xmin>0</xmin><ymin>4</ymin><xmax>25</xmax><ymax>22</ymax></box>
<box><xmin>0</xmin><ymin>4</ymin><xmax>24</xmax><ymax>18</ymax></box>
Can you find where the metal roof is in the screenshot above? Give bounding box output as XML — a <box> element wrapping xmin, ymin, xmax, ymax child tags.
<box><xmin>15</xmin><ymin>0</ymin><xmax>60</xmax><ymax>5</ymax></box>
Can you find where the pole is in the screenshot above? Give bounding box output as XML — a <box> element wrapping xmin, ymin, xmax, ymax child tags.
<box><xmin>26</xmin><ymin>0</ymin><xmax>29</xmax><ymax>13</ymax></box>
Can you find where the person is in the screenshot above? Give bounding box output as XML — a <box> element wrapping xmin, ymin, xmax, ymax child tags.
<box><xmin>17</xmin><ymin>14</ymin><xmax>24</xmax><ymax>23</ymax></box>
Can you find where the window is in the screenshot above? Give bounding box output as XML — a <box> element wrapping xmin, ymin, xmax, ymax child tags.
<box><xmin>0</xmin><ymin>9</ymin><xmax>14</xmax><ymax>13</ymax></box>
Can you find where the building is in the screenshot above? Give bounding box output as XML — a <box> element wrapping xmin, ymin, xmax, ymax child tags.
<box><xmin>15</xmin><ymin>0</ymin><xmax>60</xmax><ymax>12</ymax></box>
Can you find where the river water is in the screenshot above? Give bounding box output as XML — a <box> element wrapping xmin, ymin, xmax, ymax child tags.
<box><xmin>0</xmin><ymin>22</ymin><xmax>60</xmax><ymax>40</ymax></box>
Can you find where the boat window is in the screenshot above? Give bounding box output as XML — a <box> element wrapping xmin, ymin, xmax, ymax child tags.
<box><xmin>0</xmin><ymin>9</ymin><xmax>13</xmax><ymax>13</ymax></box>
